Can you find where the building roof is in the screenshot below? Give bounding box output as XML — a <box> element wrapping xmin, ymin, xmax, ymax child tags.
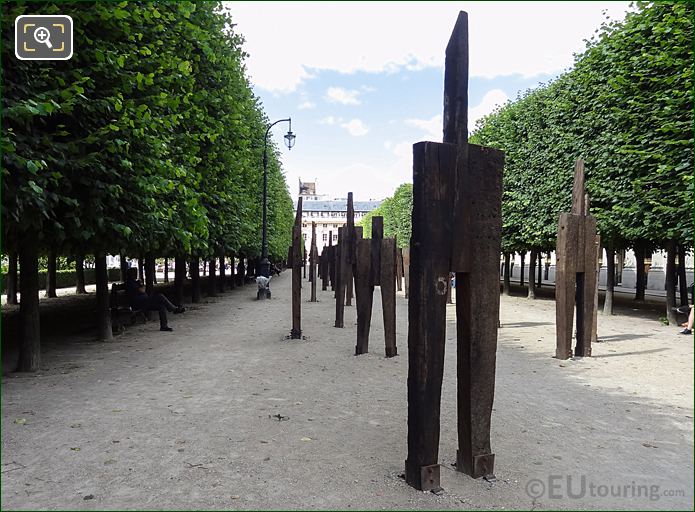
<box><xmin>293</xmin><ymin>199</ymin><xmax>382</xmax><ymax>212</ymax></box>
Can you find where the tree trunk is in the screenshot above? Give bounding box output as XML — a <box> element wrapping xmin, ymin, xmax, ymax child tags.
<box><xmin>634</xmin><ymin>241</ymin><xmax>646</xmax><ymax>301</ymax></box>
<box><xmin>138</xmin><ymin>257</ymin><xmax>145</xmax><ymax>284</ymax></box>
<box><xmin>603</xmin><ymin>245</ymin><xmax>615</xmax><ymax>316</ymax></box>
<box><xmin>544</xmin><ymin>251</ymin><xmax>551</xmax><ymax>280</ymax></box>
<box><xmin>207</xmin><ymin>257</ymin><xmax>217</xmax><ymax>297</ymax></box>
<box><xmin>95</xmin><ymin>253</ymin><xmax>113</xmax><ymax>341</ymax></box>
<box><xmin>75</xmin><ymin>255</ymin><xmax>87</xmax><ymax>294</ymax></box>
<box><xmin>527</xmin><ymin>249</ymin><xmax>537</xmax><ymax>299</ymax></box>
<box><xmin>19</xmin><ymin>237</ymin><xmax>40</xmax><ymax>371</ymax></box>
<box><xmin>120</xmin><ymin>254</ymin><xmax>128</xmax><ymax>282</ymax></box>
<box><xmin>616</xmin><ymin>250</ymin><xmax>624</xmax><ymax>285</ymax></box>
<box><xmin>229</xmin><ymin>252</ymin><xmax>236</xmax><ymax>289</ymax></box>
<box><xmin>502</xmin><ymin>253</ymin><xmax>511</xmax><ymax>295</ymax></box>
<box><xmin>237</xmin><ymin>257</ymin><xmax>245</xmax><ymax>286</ymax></box>
<box><xmin>537</xmin><ymin>250</ymin><xmax>542</xmax><ymax>288</ymax></box>
<box><xmin>665</xmin><ymin>240</ymin><xmax>678</xmax><ymax>325</ymax></box>
<box><xmin>45</xmin><ymin>249</ymin><xmax>57</xmax><ymax>298</ymax></box>
<box><xmin>218</xmin><ymin>255</ymin><xmax>226</xmax><ymax>292</ymax></box>
<box><xmin>164</xmin><ymin>258</ymin><xmax>169</xmax><ymax>283</ymax></box>
<box><xmin>174</xmin><ymin>256</ymin><xmax>186</xmax><ymax>305</ymax></box>
<box><xmin>519</xmin><ymin>251</ymin><xmax>526</xmax><ymax>287</ymax></box>
<box><xmin>677</xmin><ymin>243</ymin><xmax>689</xmax><ymax>307</ymax></box>
<box><xmin>145</xmin><ymin>253</ymin><xmax>155</xmax><ymax>296</ymax></box>
<box><xmin>190</xmin><ymin>258</ymin><xmax>201</xmax><ymax>303</ymax></box>
<box><xmin>6</xmin><ymin>252</ymin><xmax>18</xmax><ymax>305</ymax></box>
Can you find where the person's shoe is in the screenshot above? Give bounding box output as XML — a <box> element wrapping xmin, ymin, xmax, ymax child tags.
<box><xmin>173</xmin><ymin>306</ymin><xmax>186</xmax><ymax>314</ymax></box>
<box><xmin>160</xmin><ymin>326</ymin><xmax>173</xmax><ymax>332</ymax></box>
<box><xmin>678</xmin><ymin>328</ymin><xmax>692</xmax><ymax>335</ymax></box>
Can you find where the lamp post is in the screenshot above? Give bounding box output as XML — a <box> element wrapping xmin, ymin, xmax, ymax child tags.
<box><xmin>259</xmin><ymin>117</ymin><xmax>295</xmax><ymax>298</ymax></box>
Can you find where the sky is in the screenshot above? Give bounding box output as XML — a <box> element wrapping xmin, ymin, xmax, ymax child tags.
<box><xmin>222</xmin><ymin>1</ymin><xmax>632</xmax><ymax>201</ymax></box>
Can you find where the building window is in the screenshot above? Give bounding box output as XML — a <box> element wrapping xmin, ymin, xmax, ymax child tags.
<box><xmin>322</xmin><ymin>233</ymin><xmax>327</xmax><ymax>241</ymax></box>
<box><xmin>323</xmin><ymin>223</ymin><xmax>327</xmax><ymax>228</ymax></box>
<box><xmin>333</xmin><ymin>234</ymin><xmax>338</xmax><ymax>241</ymax></box>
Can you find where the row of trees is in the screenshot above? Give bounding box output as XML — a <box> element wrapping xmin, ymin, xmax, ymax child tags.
<box><xmin>360</xmin><ymin>183</ymin><xmax>412</xmax><ymax>248</ymax></box>
<box><xmin>360</xmin><ymin>2</ymin><xmax>692</xmax><ymax>321</ymax></box>
<box><xmin>469</xmin><ymin>1</ymin><xmax>692</xmax><ymax>321</ymax></box>
<box><xmin>2</xmin><ymin>2</ymin><xmax>294</xmax><ymax>370</ymax></box>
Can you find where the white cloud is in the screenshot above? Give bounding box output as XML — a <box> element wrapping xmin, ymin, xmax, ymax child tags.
<box><xmin>298</xmin><ymin>101</ymin><xmax>316</xmax><ymax>110</ymax></box>
<box><xmin>469</xmin><ymin>89</ymin><xmax>509</xmax><ymax>129</ymax></box>
<box><xmin>405</xmin><ymin>115</ymin><xmax>443</xmax><ymax>141</ymax></box>
<box><xmin>325</xmin><ymin>87</ymin><xmax>361</xmax><ymax>105</ymax></box>
<box><xmin>319</xmin><ymin>115</ymin><xmax>340</xmax><ymax>125</ymax></box>
<box><xmin>403</xmin><ymin>89</ymin><xmax>508</xmax><ymax>140</ymax></box>
<box><xmin>341</xmin><ymin>119</ymin><xmax>369</xmax><ymax>136</ymax></box>
<box><xmin>224</xmin><ymin>1</ymin><xmax>632</xmax><ymax>92</ymax></box>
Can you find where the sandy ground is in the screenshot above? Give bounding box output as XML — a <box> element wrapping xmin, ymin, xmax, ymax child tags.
<box><xmin>1</xmin><ymin>272</ymin><xmax>693</xmax><ymax>510</ymax></box>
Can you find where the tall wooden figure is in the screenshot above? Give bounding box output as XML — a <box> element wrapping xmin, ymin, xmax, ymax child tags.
<box><xmin>354</xmin><ymin>216</ymin><xmax>397</xmax><ymax>357</ymax></box>
<box><xmin>555</xmin><ymin>160</ymin><xmax>598</xmax><ymax>359</ymax></box>
<box><xmin>309</xmin><ymin>222</ymin><xmax>318</xmax><ymax>302</ymax></box>
<box><xmin>406</xmin><ymin>11</ymin><xmax>504</xmax><ymax>491</ymax></box>
<box><xmin>290</xmin><ymin>198</ymin><xmax>303</xmax><ymax>339</ymax></box>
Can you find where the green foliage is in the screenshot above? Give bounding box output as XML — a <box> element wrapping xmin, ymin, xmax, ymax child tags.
<box><xmin>2</xmin><ymin>2</ymin><xmax>294</xmax><ymax>264</ymax></box>
<box><xmin>471</xmin><ymin>1</ymin><xmax>693</xmax><ymax>253</ymax></box>
<box><xmin>361</xmin><ymin>183</ymin><xmax>412</xmax><ymax>247</ymax></box>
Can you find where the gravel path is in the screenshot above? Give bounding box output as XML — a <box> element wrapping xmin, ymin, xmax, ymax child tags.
<box><xmin>2</xmin><ymin>271</ymin><xmax>692</xmax><ymax>510</ymax></box>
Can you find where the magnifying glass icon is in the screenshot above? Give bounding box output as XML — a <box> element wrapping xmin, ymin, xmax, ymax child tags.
<box><xmin>34</xmin><ymin>26</ymin><xmax>52</xmax><ymax>48</ymax></box>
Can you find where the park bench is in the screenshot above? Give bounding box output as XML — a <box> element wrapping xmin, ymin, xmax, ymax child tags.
<box><xmin>110</xmin><ymin>283</ymin><xmax>147</xmax><ymax>328</ymax></box>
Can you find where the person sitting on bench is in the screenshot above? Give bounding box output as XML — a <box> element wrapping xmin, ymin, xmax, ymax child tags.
<box><xmin>125</xmin><ymin>267</ymin><xmax>185</xmax><ymax>331</ymax></box>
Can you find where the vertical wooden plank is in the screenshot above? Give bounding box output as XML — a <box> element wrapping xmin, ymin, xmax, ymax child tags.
<box><xmin>370</xmin><ymin>216</ymin><xmax>383</xmax><ymax>287</ymax></box>
<box><xmin>346</xmin><ymin>265</ymin><xmax>354</xmax><ymax>306</ymax></box>
<box><xmin>321</xmin><ymin>250</ymin><xmax>329</xmax><ymax>291</ymax></box>
<box><xmin>455</xmin><ymin>144</ymin><xmax>503</xmax><ymax>479</ymax></box>
<box><xmin>355</xmin><ymin>238</ymin><xmax>373</xmax><ymax>355</ymax></box>
<box><xmin>310</xmin><ymin>222</ymin><xmax>318</xmax><ymax>302</ymax></box>
<box><xmin>328</xmin><ymin>231</ymin><xmax>335</xmax><ymax>291</ymax></box>
<box><xmin>576</xmin><ymin>216</ymin><xmax>598</xmax><ymax>357</ymax></box>
<box><xmin>334</xmin><ymin>227</ymin><xmax>345</xmax><ymax>328</ymax></box>
<box><xmin>347</xmin><ymin>226</ymin><xmax>363</xmax><ymax>306</ymax></box>
<box><xmin>402</xmin><ymin>247</ymin><xmax>410</xmax><ymax>299</ymax></box>
<box><xmin>405</xmin><ymin>141</ymin><xmax>456</xmax><ymax>491</ymax></box>
<box><xmin>590</xmin><ymin>235</ymin><xmax>601</xmax><ymax>348</ymax></box>
<box><xmin>291</xmin><ymin>198</ymin><xmax>303</xmax><ymax>338</ymax></box>
<box><xmin>381</xmin><ymin>237</ymin><xmax>397</xmax><ymax>358</ymax></box>
<box><xmin>396</xmin><ymin>247</ymin><xmax>403</xmax><ymax>292</ymax></box>
<box><xmin>571</xmin><ymin>160</ymin><xmax>585</xmax><ymax>215</ymax></box>
<box><xmin>555</xmin><ymin>213</ymin><xmax>578</xmax><ymax>359</ymax></box>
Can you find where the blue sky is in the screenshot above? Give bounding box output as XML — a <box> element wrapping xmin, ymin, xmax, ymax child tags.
<box><xmin>224</xmin><ymin>1</ymin><xmax>632</xmax><ymax>200</ymax></box>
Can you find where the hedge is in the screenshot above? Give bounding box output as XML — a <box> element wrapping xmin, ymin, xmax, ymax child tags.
<box><xmin>1</xmin><ymin>268</ymin><xmax>122</xmax><ymax>294</ymax></box>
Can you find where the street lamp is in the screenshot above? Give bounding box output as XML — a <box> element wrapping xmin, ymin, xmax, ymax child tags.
<box><xmin>259</xmin><ymin>117</ymin><xmax>295</xmax><ymax>299</ymax></box>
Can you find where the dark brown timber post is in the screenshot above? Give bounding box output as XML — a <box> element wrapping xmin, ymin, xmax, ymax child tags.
<box><xmin>291</xmin><ymin>198</ymin><xmax>303</xmax><ymax>338</ymax></box>
<box><xmin>310</xmin><ymin>222</ymin><xmax>318</xmax><ymax>302</ymax></box>
<box><xmin>406</xmin><ymin>11</ymin><xmax>504</xmax><ymax>489</ymax></box>
<box><xmin>381</xmin><ymin>237</ymin><xmax>397</xmax><ymax>358</ymax></box>
<box><xmin>403</xmin><ymin>247</ymin><xmax>410</xmax><ymax>299</ymax></box>
<box><xmin>344</xmin><ymin>194</ymin><xmax>355</xmax><ymax>307</ymax></box>
<box><xmin>355</xmin><ymin>238</ymin><xmax>372</xmax><ymax>355</ymax></box>
<box><xmin>334</xmin><ymin>227</ymin><xmax>344</xmax><ymax>326</ymax></box>
<box><xmin>555</xmin><ymin>161</ymin><xmax>598</xmax><ymax>359</ymax></box>
<box><xmin>405</xmin><ymin>141</ymin><xmax>456</xmax><ymax>491</ymax></box>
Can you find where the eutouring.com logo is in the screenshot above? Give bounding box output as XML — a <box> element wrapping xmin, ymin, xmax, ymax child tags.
<box><xmin>525</xmin><ymin>475</ymin><xmax>685</xmax><ymax>502</ymax></box>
